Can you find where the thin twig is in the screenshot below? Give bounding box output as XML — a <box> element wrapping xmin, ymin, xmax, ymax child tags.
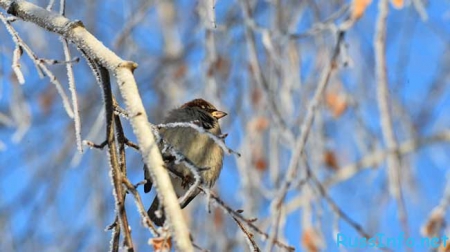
<box><xmin>83</xmin><ymin>140</ymin><xmax>107</xmax><ymax>149</ymax></box>
<box><xmin>59</xmin><ymin>0</ymin><xmax>81</xmax><ymax>152</ymax></box>
<box><xmin>124</xmin><ymin>138</ymin><xmax>140</xmax><ymax>150</ymax></box>
<box><xmin>122</xmin><ymin>177</ymin><xmax>159</xmax><ymax>235</ymax></box>
<box><xmin>374</xmin><ymin>0</ymin><xmax>409</xmax><ymax>236</ymax></box>
<box><xmin>109</xmin><ymin>217</ymin><xmax>121</xmax><ymax>252</ymax></box>
<box><xmin>412</xmin><ymin>0</ymin><xmax>428</xmax><ymax>21</ymax></box>
<box><xmin>40</xmin><ymin>57</ymin><xmax>80</xmax><ymax>65</ymax></box>
<box><xmin>61</xmin><ymin>38</ymin><xmax>82</xmax><ymax>152</ymax></box>
<box><xmin>232</xmin><ymin>216</ymin><xmax>261</xmax><ymax>252</ymax></box>
<box><xmin>157</xmin><ymin>121</ymin><xmax>241</xmax><ymax>157</ymax></box>
<box><xmin>113</xmin><ymin>0</ymin><xmax>155</xmax><ymax>49</ymax></box>
<box><xmin>12</xmin><ymin>45</ymin><xmax>24</xmax><ymax>84</ymax></box>
<box><xmin>46</xmin><ymin>0</ymin><xmax>55</xmax><ymax>11</ymax></box>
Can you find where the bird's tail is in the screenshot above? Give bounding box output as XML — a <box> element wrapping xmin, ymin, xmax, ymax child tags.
<box><xmin>147</xmin><ymin>196</ymin><xmax>165</xmax><ymax>226</ymax></box>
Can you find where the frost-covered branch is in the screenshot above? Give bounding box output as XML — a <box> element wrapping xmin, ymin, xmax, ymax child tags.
<box><xmin>0</xmin><ymin>11</ymin><xmax>74</xmax><ymax>118</ymax></box>
<box><xmin>156</xmin><ymin>121</ymin><xmax>241</xmax><ymax>157</ymax></box>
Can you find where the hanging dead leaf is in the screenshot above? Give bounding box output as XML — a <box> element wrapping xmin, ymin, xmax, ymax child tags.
<box><xmin>253</xmin><ymin>116</ymin><xmax>270</xmax><ymax>132</ymax></box>
<box><xmin>301</xmin><ymin>228</ymin><xmax>322</xmax><ymax>252</ymax></box>
<box><xmin>248</xmin><ymin>62</ymin><xmax>255</xmax><ymax>76</ymax></box>
<box><xmin>351</xmin><ymin>0</ymin><xmax>372</xmax><ymax>20</ymax></box>
<box><xmin>173</xmin><ymin>63</ymin><xmax>187</xmax><ymax>79</ymax></box>
<box><xmin>213</xmin><ymin>207</ymin><xmax>223</xmax><ymax>228</ymax></box>
<box><xmin>391</xmin><ymin>0</ymin><xmax>403</xmax><ymax>9</ymax></box>
<box><xmin>39</xmin><ymin>88</ymin><xmax>56</xmax><ymax>115</ymax></box>
<box><xmin>149</xmin><ymin>236</ymin><xmax>172</xmax><ymax>251</ymax></box>
<box><xmin>325</xmin><ymin>92</ymin><xmax>347</xmax><ymax>118</ymax></box>
<box><xmin>251</xmin><ymin>87</ymin><xmax>262</xmax><ymax>106</ymax></box>
<box><xmin>439</xmin><ymin>240</ymin><xmax>450</xmax><ymax>252</ymax></box>
<box><xmin>421</xmin><ymin>208</ymin><xmax>445</xmax><ymax>238</ymax></box>
<box><xmin>324</xmin><ymin>150</ymin><xmax>339</xmax><ymax>171</ymax></box>
<box><xmin>207</xmin><ymin>55</ymin><xmax>230</xmax><ymax>79</ymax></box>
<box><xmin>253</xmin><ymin>157</ymin><xmax>267</xmax><ymax>172</ymax></box>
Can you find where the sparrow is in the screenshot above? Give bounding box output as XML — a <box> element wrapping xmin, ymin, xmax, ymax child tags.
<box><xmin>144</xmin><ymin>98</ymin><xmax>227</xmax><ymax>226</ymax></box>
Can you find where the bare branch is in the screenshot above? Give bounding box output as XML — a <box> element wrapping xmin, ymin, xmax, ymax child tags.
<box><xmin>232</xmin><ymin>216</ymin><xmax>261</xmax><ymax>252</ymax></box>
<box><xmin>374</xmin><ymin>0</ymin><xmax>409</xmax><ymax>234</ymax></box>
<box><xmin>122</xmin><ymin>177</ymin><xmax>159</xmax><ymax>236</ymax></box>
<box><xmin>61</xmin><ymin>38</ymin><xmax>82</xmax><ymax>152</ymax></box>
<box><xmin>12</xmin><ymin>45</ymin><xmax>24</xmax><ymax>84</ymax></box>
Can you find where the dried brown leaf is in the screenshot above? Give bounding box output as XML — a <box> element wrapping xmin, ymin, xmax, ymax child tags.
<box><xmin>439</xmin><ymin>240</ymin><xmax>450</xmax><ymax>252</ymax></box>
<box><xmin>325</xmin><ymin>92</ymin><xmax>347</xmax><ymax>118</ymax></box>
<box><xmin>251</xmin><ymin>87</ymin><xmax>262</xmax><ymax>106</ymax></box>
<box><xmin>254</xmin><ymin>116</ymin><xmax>270</xmax><ymax>132</ymax></box>
<box><xmin>149</xmin><ymin>236</ymin><xmax>172</xmax><ymax>251</ymax></box>
<box><xmin>173</xmin><ymin>63</ymin><xmax>187</xmax><ymax>79</ymax></box>
<box><xmin>391</xmin><ymin>0</ymin><xmax>403</xmax><ymax>9</ymax></box>
<box><xmin>253</xmin><ymin>157</ymin><xmax>267</xmax><ymax>172</ymax></box>
<box><xmin>208</xmin><ymin>55</ymin><xmax>230</xmax><ymax>79</ymax></box>
<box><xmin>421</xmin><ymin>208</ymin><xmax>445</xmax><ymax>238</ymax></box>
<box><xmin>39</xmin><ymin>88</ymin><xmax>56</xmax><ymax>115</ymax></box>
<box><xmin>324</xmin><ymin>150</ymin><xmax>339</xmax><ymax>171</ymax></box>
<box><xmin>351</xmin><ymin>0</ymin><xmax>372</xmax><ymax>20</ymax></box>
<box><xmin>301</xmin><ymin>228</ymin><xmax>322</xmax><ymax>252</ymax></box>
<box><xmin>213</xmin><ymin>207</ymin><xmax>223</xmax><ymax>228</ymax></box>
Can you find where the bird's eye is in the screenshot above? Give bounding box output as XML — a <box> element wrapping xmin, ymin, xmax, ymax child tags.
<box><xmin>201</xmin><ymin>105</ymin><xmax>206</xmax><ymax>109</ymax></box>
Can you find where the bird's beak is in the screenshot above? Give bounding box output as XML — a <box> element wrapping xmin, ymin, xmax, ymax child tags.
<box><xmin>212</xmin><ymin>110</ymin><xmax>227</xmax><ymax>119</ymax></box>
